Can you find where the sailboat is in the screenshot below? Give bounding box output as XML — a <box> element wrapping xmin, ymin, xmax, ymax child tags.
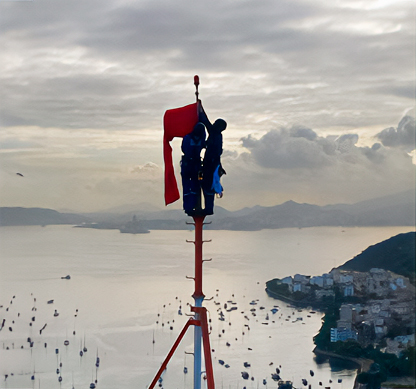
<box><xmin>95</xmin><ymin>349</ymin><xmax>100</xmax><ymax>368</ymax></box>
<box><xmin>79</xmin><ymin>340</ymin><xmax>83</xmax><ymax>357</ymax></box>
<box><xmin>83</xmin><ymin>334</ymin><xmax>88</xmax><ymax>352</ymax></box>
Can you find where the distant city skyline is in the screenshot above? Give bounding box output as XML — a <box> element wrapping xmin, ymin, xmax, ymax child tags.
<box><xmin>0</xmin><ymin>0</ymin><xmax>415</xmax><ymax>212</ymax></box>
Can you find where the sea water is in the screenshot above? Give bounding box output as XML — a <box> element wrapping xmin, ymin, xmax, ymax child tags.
<box><xmin>0</xmin><ymin>225</ymin><xmax>413</xmax><ymax>389</ymax></box>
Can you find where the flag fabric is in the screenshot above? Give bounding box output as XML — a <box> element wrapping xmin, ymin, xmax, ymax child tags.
<box><xmin>163</xmin><ymin>102</ymin><xmax>199</xmax><ymax>205</ymax></box>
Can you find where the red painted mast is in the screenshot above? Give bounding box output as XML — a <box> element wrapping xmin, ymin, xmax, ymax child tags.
<box><xmin>148</xmin><ymin>76</ymin><xmax>215</xmax><ymax>389</ymax></box>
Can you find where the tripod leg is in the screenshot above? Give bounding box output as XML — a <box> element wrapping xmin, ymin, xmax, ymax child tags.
<box><xmin>148</xmin><ymin>319</ymin><xmax>198</xmax><ymax>389</ymax></box>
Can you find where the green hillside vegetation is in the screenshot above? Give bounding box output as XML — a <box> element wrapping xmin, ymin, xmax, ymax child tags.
<box><xmin>338</xmin><ymin>232</ymin><xmax>415</xmax><ymax>285</ymax></box>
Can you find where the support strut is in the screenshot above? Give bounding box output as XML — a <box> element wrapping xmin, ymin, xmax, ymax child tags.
<box><xmin>148</xmin><ymin>213</ymin><xmax>215</xmax><ymax>389</ymax></box>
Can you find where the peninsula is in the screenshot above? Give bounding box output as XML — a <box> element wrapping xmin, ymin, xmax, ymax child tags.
<box><xmin>266</xmin><ymin>232</ymin><xmax>416</xmax><ymax>388</ymax></box>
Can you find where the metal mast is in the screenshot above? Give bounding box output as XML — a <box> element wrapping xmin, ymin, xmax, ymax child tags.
<box><xmin>148</xmin><ymin>215</ymin><xmax>214</xmax><ymax>389</ymax></box>
<box><xmin>148</xmin><ymin>76</ymin><xmax>215</xmax><ymax>389</ymax></box>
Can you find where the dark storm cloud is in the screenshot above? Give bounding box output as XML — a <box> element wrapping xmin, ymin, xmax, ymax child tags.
<box><xmin>376</xmin><ymin>116</ymin><xmax>415</xmax><ymax>151</ymax></box>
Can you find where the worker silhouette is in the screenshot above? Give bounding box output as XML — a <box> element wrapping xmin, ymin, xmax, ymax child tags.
<box><xmin>198</xmin><ymin>102</ymin><xmax>227</xmax><ymax>215</ymax></box>
<box><xmin>180</xmin><ymin>122</ymin><xmax>206</xmax><ymax>216</ymax></box>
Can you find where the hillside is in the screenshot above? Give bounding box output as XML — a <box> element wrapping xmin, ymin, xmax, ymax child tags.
<box><xmin>0</xmin><ymin>207</ymin><xmax>89</xmax><ymax>226</ymax></box>
<box><xmin>337</xmin><ymin>232</ymin><xmax>416</xmax><ymax>284</ymax></box>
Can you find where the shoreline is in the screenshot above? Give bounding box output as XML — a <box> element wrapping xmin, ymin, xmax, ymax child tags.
<box><xmin>265</xmin><ymin>287</ymin><xmax>327</xmax><ymax>310</ymax></box>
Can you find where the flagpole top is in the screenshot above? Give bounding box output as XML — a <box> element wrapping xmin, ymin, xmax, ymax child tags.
<box><xmin>194</xmin><ymin>75</ymin><xmax>199</xmax><ymax>101</ymax></box>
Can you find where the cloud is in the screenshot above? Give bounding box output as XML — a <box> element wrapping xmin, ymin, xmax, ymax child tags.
<box><xmin>0</xmin><ymin>0</ymin><xmax>415</xmax><ymax>211</ymax></box>
<box><xmin>240</xmin><ymin>124</ymin><xmax>390</xmax><ymax>170</ymax></box>
<box><xmin>216</xmin><ymin>116</ymin><xmax>416</xmax><ymax>209</ymax></box>
<box><xmin>1</xmin><ymin>0</ymin><xmax>414</xmax><ymax>135</ymax></box>
<box><xmin>375</xmin><ymin>115</ymin><xmax>415</xmax><ymax>151</ymax></box>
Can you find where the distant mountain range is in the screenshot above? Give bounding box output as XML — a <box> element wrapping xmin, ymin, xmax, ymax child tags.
<box><xmin>0</xmin><ymin>190</ymin><xmax>414</xmax><ymax>231</ymax></box>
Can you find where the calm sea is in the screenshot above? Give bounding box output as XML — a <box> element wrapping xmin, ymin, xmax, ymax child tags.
<box><xmin>0</xmin><ymin>225</ymin><xmax>414</xmax><ymax>389</ymax></box>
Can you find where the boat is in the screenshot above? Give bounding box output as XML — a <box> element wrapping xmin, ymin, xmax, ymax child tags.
<box><xmin>64</xmin><ymin>340</ymin><xmax>69</xmax><ymax>346</ymax></box>
<box><xmin>54</xmin><ymin>310</ymin><xmax>59</xmax><ymax>317</ymax></box>
<box><xmin>83</xmin><ymin>334</ymin><xmax>88</xmax><ymax>352</ymax></box>
<box><xmin>89</xmin><ymin>383</ymin><xmax>96</xmax><ymax>389</ymax></box>
<box><xmin>47</xmin><ymin>300</ymin><xmax>54</xmax><ymax>304</ymax></box>
<box><xmin>61</xmin><ymin>275</ymin><xmax>71</xmax><ymax>280</ymax></box>
<box><xmin>278</xmin><ymin>380</ymin><xmax>293</xmax><ymax>389</ymax></box>
<box><xmin>183</xmin><ymin>367</ymin><xmax>188</xmax><ymax>374</ymax></box>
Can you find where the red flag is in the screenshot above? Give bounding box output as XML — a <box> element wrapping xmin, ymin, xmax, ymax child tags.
<box><xmin>163</xmin><ymin>102</ymin><xmax>199</xmax><ymax>205</ymax></box>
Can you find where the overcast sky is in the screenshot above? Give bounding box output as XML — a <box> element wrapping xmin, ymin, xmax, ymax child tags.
<box><xmin>0</xmin><ymin>0</ymin><xmax>415</xmax><ymax>212</ymax></box>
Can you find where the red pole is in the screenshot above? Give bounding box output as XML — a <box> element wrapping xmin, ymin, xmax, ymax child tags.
<box><xmin>193</xmin><ymin>307</ymin><xmax>215</xmax><ymax>389</ymax></box>
<box><xmin>192</xmin><ymin>216</ymin><xmax>205</xmax><ymax>300</ymax></box>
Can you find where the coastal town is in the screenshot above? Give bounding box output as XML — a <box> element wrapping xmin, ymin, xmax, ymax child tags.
<box><xmin>267</xmin><ymin>267</ymin><xmax>415</xmax><ymax>351</ymax></box>
<box><xmin>266</xmin><ymin>263</ymin><xmax>415</xmax><ymax>389</ymax></box>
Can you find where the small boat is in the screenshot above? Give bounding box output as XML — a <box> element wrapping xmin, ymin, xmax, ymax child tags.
<box><xmin>218</xmin><ymin>360</ymin><xmax>225</xmax><ymax>365</ymax></box>
<box><xmin>58</xmin><ymin>376</ymin><xmax>62</xmax><ymax>382</ymax></box>
<box><xmin>83</xmin><ymin>334</ymin><xmax>88</xmax><ymax>352</ymax></box>
<box><xmin>278</xmin><ymin>381</ymin><xmax>293</xmax><ymax>389</ymax></box>
<box><xmin>183</xmin><ymin>367</ymin><xmax>188</xmax><ymax>374</ymax></box>
<box><xmin>64</xmin><ymin>340</ymin><xmax>69</xmax><ymax>346</ymax></box>
<box><xmin>95</xmin><ymin>352</ymin><xmax>100</xmax><ymax>368</ymax></box>
<box><xmin>47</xmin><ymin>300</ymin><xmax>54</xmax><ymax>304</ymax></box>
<box><xmin>54</xmin><ymin>310</ymin><xmax>59</xmax><ymax>317</ymax></box>
<box><xmin>89</xmin><ymin>383</ymin><xmax>96</xmax><ymax>389</ymax></box>
<box><xmin>310</xmin><ymin>370</ymin><xmax>314</xmax><ymax>377</ymax></box>
<box><xmin>61</xmin><ymin>275</ymin><xmax>71</xmax><ymax>280</ymax></box>
<box><xmin>241</xmin><ymin>372</ymin><xmax>249</xmax><ymax>380</ymax></box>
<box><xmin>302</xmin><ymin>379</ymin><xmax>308</xmax><ymax>386</ymax></box>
